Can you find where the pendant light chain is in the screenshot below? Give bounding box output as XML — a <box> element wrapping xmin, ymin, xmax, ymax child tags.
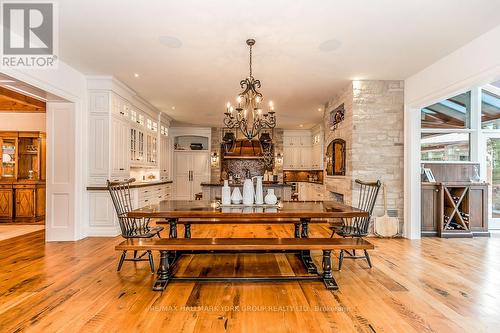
<box><xmin>249</xmin><ymin>43</ymin><xmax>253</xmax><ymax>78</ymax></box>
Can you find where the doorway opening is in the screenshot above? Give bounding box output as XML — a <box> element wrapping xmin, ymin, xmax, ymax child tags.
<box><xmin>0</xmin><ymin>80</ymin><xmax>47</xmax><ymax>240</ymax></box>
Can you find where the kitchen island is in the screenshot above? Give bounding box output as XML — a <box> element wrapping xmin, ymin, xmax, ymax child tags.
<box><xmin>201</xmin><ymin>182</ymin><xmax>292</xmax><ymax>201</ymax></box>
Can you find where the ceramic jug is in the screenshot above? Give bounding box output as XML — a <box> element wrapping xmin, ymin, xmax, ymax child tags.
<box><xmin>231</xmin><ymin>187</ymin><xmax>242</xmax><ymax>204</ymax></box>
<box><xmin>264</xmin><ymin>188</ymin><xmax>277</xmax><ymax>205</ymax></box>
<box><xmin>221</xmin><ymin>180</ymin><xmax>231</xmax><ymax>205</ymax></box>
<box><xmin>242</xmin><ymin>177</ymin><xmax>254</xmax><ymax>206</ymax></box>
<box><xmin>253</xmin><ymin>176</ymin><xmax>264</xmax><ymax>205</ymax></box>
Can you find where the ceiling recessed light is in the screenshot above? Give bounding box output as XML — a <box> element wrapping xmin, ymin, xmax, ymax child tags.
<box><xmin>319</xmin><ymin>39</ymin><xmax>342</xmax><ymax>52</ymax></box>
<box><xmin>299</xmin><ymin>124</ymin><xmax>304</xmax><ymax>128</ymax></box>
<box><xmin>171</xmin><ymin>106</ymin><xmax>176</xmax><ymax>110</ymax></box>
<box><xmin>317</xmin><ymin>108</ymin><xmax>322</xmax><ymax>112</ymax></box>
<box><xmin>159</xmin><ymin>36</ymin><xmax>183</xmax><ymax>48</ymax></box>
<box><xmin>134</xmin><ymin>73</ymin><xmax>139</xmax><ymax>78</ymax></box>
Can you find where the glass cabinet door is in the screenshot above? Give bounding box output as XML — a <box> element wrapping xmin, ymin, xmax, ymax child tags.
<box><xmin>1</xmin><ymin>138</ymin><xmax>17</xmax><ymax>178</ymax></box>
<box><xmin>130</xmin><ymin>128</ymin><xmax>137</xmax><ymax>161</ymax></box>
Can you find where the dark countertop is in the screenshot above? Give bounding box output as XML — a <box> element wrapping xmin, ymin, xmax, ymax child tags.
<box><xmin>87</xmin><ymin>180</ymin><xmax>172</xmax><ymax>191</ymax></box>
<box><xmin>421</xmin><ymin>181</ymin><xmax>487</xmax><ymax>186</ymax></box>
<box><xmin>201</xmin><ymin>182</ymin><xmax>292</xmax><ymax>187</ymax></box>
<box><xmin>284</xmin><ymin>181</ymin><xmax>324</xmax><ymax>185</ymax></box>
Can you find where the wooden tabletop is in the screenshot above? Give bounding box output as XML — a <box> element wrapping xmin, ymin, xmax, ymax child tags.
<box><xmin>127</xmin><ymin>200</ymin><xmax>368</xmax><ymax>219</ymax></box>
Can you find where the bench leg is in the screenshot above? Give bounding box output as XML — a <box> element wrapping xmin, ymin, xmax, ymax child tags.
<box><xmin>184</xmin><ymin>224</ymin><xmax>191</xmax><ymax>239</ymax></box>
<box><xmin>153</xmin><ymin>250</ymin><xmax>171</xmax><ymax>291</ymax></box>
<box><xmin>322</xmin><ymin>250</ymin><xmax>338</xmax><ymax>290</ymax></box>
<box><xmin>298</xmin><ymin>218</ymin><xmax>318</xmax><ymax>274</ymax></box>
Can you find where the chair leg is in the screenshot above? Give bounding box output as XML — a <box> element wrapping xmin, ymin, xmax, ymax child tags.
<box><xmin>148</xmin><ymin>251</ymin><xmax>155</xmax><ymax>273</ymax></box>
<box><xmin>352</xmin><ymin>249</ymin><xmax>356</xmax><ymax>256</ymax></box>
<box><xmin>117</xmin><ymin>250</ymin><xmax>127</xmax><ymax>271</ymax></box>
<box><xmin>330</xmin><ymin>229</ymin><xmax>335</xmax><ymax>238</ymax></box>
<box><xmin>157</xmin><ymin>232</ymin><xmax>162</xmax><ymax>239</ymax></box>
<box><xmin>133</xmin><ymin>250</ymin><xmax>138</xmax><ymax>258</ymax></box>
<box><xmin>364</xmin><ymin>249</ymin><xmax>372</xmax><ymax>268</ymax></box>
<box><xmin>338</xmin><ymin>249</ymin><xmax>344</xmax><ymax>271</ymax></box>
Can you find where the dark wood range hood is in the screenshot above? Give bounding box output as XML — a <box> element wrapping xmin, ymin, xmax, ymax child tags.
<box><xmin>223</xmin><ymin>139</ymin><xmax>264</xmax><ymax>159</ymax></box>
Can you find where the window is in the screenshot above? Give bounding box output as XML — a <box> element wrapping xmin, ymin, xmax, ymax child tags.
<box><xmin>147</xmin><ymin>119</ymin><xmax>152</xmax><ymax>130</ymax></box>
<box><xmin>130</xmin><ymin>110</ymin><xmax>137</xmax><ymax>123</ymax></box>
<box><xmin>421</xmin><ymin>133</ymin><xmax>470</xmax><ymax>161</ymax></box>
<box><xmin>152</xmin><ymin>122</ymin><xmax>158</xmax><ymax>132</ymax></box>
<box><xmin>421</xmin><ymin>91</ymin><xmax>471</xmax><ymax>129</ymax></box>
<box><xmin>138</xmin><ymin>114</ymin><xmax>144</xmax><ymax>126</ymax></box>
<box><xmin>421</xmin><ymin>91</ymin><xmax>472</xmax><ymax>161</ymax></box>
<box><xmin>481</xmin><ymin>88</ymin><xmax>500</xmax><ymax>129</ymax></box>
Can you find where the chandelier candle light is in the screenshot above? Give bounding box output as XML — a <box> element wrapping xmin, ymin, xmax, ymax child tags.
<box><xmin>224</xmin><ymin>39</ymin><xmax>277</xmax><ymax>140</ymax></box>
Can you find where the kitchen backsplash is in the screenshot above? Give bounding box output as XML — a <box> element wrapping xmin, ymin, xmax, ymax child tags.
<box><xmin>220</xmin><ymin>159</ymin><xmax>266</xmax><ymax>181</ymax></box>
<box><xmin>283</xmin><ymin>170</ymin><xmax>324</xmax><ymax>183</ymax></box>
<box><xmin>129</xmin><ymin>168</ymin><xmax>160</xmax><ymax>182</ymax></box>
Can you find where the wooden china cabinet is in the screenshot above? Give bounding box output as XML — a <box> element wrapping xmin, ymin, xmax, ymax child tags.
<box><xmin>0</xmin><ymin>131</ymin><xmax>46</xmax><ymax>222</ymax></box>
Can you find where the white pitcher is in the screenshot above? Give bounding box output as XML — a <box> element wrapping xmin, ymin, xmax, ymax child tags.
<box><xmin>221</xmin><ymin>180</ymin><xmax>231</xmax><ymax>205</ymax></box>
<box><xmin>253</xmin><ymin>176</ymin><xmax>264</xmax><ymax>205</ymax></box>
<box><xmin>242</xmin><ymin>177</ymin><xmax>255</xmax><ymax>206</ymax></box>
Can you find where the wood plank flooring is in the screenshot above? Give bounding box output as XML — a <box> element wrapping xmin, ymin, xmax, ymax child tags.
<box><xmin>0</xmin><ymin>224</ymin><xmax>499</xmax><ymax>333</ymax></box>
<box><xmin>0</xmin><ymin>225</ymin><xmax>44</xmax><ymax>241</ymax></box>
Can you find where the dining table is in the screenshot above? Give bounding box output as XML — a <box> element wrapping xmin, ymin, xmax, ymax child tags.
<box><xmin>127</xmin><ymin>200</ymin><xmax>369</xmax><ymax>276</ymax></box>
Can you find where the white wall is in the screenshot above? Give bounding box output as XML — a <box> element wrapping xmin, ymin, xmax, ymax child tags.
<box><xmin>0</xmin><ymin>113</ymin><xmax>46</xmax><ymax>131</ymax></box>
<box><xmin>404</xmin><ymin>24</ymin><xmax>500</xmax><ymax>239</ymax></box>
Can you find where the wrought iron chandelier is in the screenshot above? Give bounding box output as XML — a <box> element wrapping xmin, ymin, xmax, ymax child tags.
<box><xmin>224</xmin><ymin>39</ymin><xmax>276</xmax><ymax>140</ymax></box>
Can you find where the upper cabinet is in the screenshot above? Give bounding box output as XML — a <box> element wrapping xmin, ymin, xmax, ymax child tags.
<box><xmin>283</xmin><ymin>128</ymin><xmax>323</xmax><ymax>170</ymax></box>
<box><xmin>87</xmin><ymin>77</ymin><xmax>169</xmax><ymax>185</ymax></box>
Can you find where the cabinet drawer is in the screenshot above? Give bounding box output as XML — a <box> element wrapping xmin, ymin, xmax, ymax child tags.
<box><xmin>14</xmin><ymin>184</ymin><xmax>36</xmax><ymax>189</ymax></box>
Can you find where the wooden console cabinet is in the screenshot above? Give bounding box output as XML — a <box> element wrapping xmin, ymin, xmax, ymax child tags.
<box><xmin>0</xmin><ymin>131</ymin><xmax>46</xmax><ymax>222</ymax></box>
<box><xmin>421</xmin><ymin>182</ymin><xmax>489</xmax><ymax>237</ymax></box>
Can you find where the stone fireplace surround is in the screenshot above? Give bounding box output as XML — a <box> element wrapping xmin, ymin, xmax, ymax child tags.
<box><xmin>323</xmin><ymin>80</ymin><xmax>404</xmax><ymax>233</ymax></box>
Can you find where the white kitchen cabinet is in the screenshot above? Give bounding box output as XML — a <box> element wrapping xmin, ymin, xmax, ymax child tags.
<box><xmin>160</xmin><ymin>136</ymin><xmax>171</xmax><ymax>180</ymax></box>
<box><xmin>284</xmin><ymin>129</ymin><xmax>323</xmax><ymax>170</ymax></box>
<box><xmin>283</xmin><ymin>146</ymin><xmax>299</xmax><ymax>169</ymax></box>
<box><xmin>110</xmin><ymin>115</ymin><xmax>129</xmax><ymax>180</ymax></box>
<box><xmin>300</xmin><ymin>148</ymin><xmax>312</xmax><ymax>169</ymax></box>
<box><xmin>297</xmin><ymin>182</ymin><xmax>325</xmax><ymax>201</ymax></box>
<box><xmin>174</xmin><ymin>151</ymin><xmax>210</xmax><ymax>200</ymax></box>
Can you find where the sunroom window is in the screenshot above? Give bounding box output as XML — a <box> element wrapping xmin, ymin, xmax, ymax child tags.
<box><xmin>421</xmin><ymin>91</ymin><xmax>471</xmax><ymax>161</ymax></box>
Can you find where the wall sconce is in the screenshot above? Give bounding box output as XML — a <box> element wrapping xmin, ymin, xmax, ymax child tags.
<box><xmin>275</xmin><ymin>153</ymin><xmax>283</xmax><ymax>165</ymax></box>
<box><xmin>211</xmin><ymin>152</ymin><xmax>219</xmax><ymax>165</ymax></box>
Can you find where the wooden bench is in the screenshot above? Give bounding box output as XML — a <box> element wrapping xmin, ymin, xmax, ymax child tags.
<box><xmin>116</xmin><ymin>237</ymin><xmax>374</xmax><ymax>291</ymax></box>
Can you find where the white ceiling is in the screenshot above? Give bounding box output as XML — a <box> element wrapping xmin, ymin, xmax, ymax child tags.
<box><xmin>59</xmin><ymin>0</ymin><xmax>500</xmax><ymax>128</ymax></box>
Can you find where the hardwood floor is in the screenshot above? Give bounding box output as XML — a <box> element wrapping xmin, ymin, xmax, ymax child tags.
<box><xmin>0</xmin><ymin>225</ymin><xmax>44</xmax><ymax>241</ymax></box>
<box><xmin>1</xmin><ymin>225</ymin><xmax>499</xmax><ymax>332</ymax></box>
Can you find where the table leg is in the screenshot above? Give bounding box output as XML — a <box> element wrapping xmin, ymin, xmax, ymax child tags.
<box><xmin>167</xmin><ymin>219</ymin><xmax>178</xmax><ymax>263</ymax></box>
<box><xmin>301</xmin><ymin>219</ymin><xmax>309</xmax><ymax>238</ymax></box>
<box><xmin>153</xmin><ymin>250</ymin><xmax>171</xmax><ymax>291</ymax></box>
<box><xmin>294</xmin><ymin>223</ymin><xmax>300</xmax><ymax>238</ymax></box>
<box><xmin>322</xmin><ymin>250</ymin><xmax>338</xmax><ymax>290</ymax></box>
<box><xmin>299</xmin><ymin>218</ymin><xmax>318</xmax><ymax>274</ymax></box>
<box><xmin>184</xmin><ymin>224</ymin><xmax>191</xmax><ymax>239</ymax></box>
<box><xmin>168</xmin><ymin>218</ymin><xmax>178</xmax><ymax>238</ymax></box>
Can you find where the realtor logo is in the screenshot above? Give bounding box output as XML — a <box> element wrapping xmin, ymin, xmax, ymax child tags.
<box><xmin>1</xmin><ymin>1</ymin><xmax>58</xmax><ymax>68</ymax></box>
